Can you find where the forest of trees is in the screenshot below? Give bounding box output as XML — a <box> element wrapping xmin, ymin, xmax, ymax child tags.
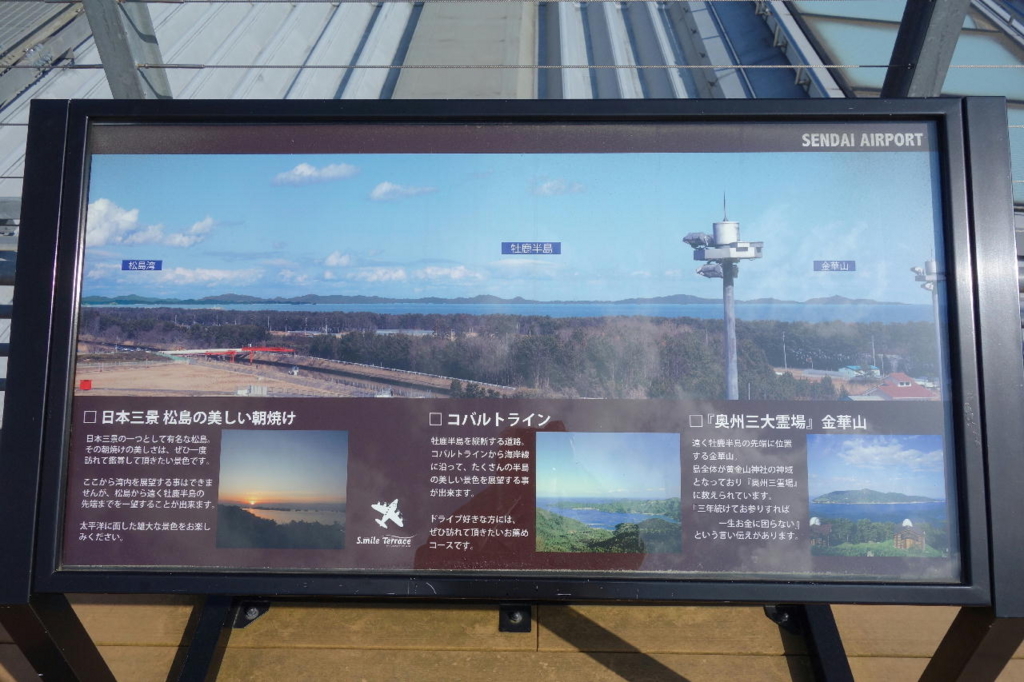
<box><xmin>79</xmin><ymin>307</ymin><xmax>939</xmax><ymax>400</ymax></box>
<box><xmin>551</xmin><ymin>499</ymin><xmax>682</xmax><ymax>522</ymax></box>
<box><xmin>812</xmin><ymin>517</ymin><xmax>948</xmax><ymax>557</ymax></box>
<box><xmin>535</xmin><ymin>509</ymin><xmax>682</xmax><ymax>553</ymax></box>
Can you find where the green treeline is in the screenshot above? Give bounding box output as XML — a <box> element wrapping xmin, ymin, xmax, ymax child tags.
<box><xmin>81</xmin><ymin>309</ymin><xmax>270</xmax><ymax>349</ymax></box>
<box><xmin>812</xmin><ymin>516</ymin><xmax>948</xmax><ymax>556</ymax></box>
<box><xmin>80</xmin><ymin>308</ymin><xmax>938</xmax><ymax>399</ymax></box>
<box><xmin>535</xmin><ymin>508</ymin><xmax>682</xmax><ymax>553</ymax></box>
<box><xmin>552</xmin><ymin>498</ymin><xmax>682</xmax><ymax>522</ymax></box>
<box><xmin>216</xmin><ymin>505</ymin><xmax>345</xmax><ymax>550</ymax></box>
<box><xmin>740</xmin><ymin>319</ymin><xmax>938</xmax><ymax>377</ymax></box>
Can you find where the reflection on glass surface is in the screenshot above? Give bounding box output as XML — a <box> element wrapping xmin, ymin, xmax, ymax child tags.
<box><xmin>798</xmin><ymin>17</ymin><xmax>894</xmax><ymax>91</ymax></box>
<box><xmin>62</xmin><ymin>119</ymin><xmax>961</xmax><ymax>584</ymax></box>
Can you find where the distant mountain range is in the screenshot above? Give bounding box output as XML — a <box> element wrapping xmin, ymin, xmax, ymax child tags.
<box><xmin>812</xmin><ymin>488</ymin><xmax>941</xmax><ymax>504</ymax></box>
<box><xmin>82</xmin><ymin>293</ymin><xmax>905</xmax><ymax>306</ymax></box>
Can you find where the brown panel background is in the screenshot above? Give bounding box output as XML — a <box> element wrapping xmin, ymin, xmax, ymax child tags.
<box><xmin>2</xmin><ymin>600</ymin><xmax>1023</xmax><ymax>681</ymax></box>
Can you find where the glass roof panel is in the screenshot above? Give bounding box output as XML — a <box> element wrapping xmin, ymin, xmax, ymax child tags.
<box><xmin>791</xmin><ymin>0</ymin><xmax>909</xmax><ymax>25</ymax></box>
<box><xmin>945</xmin><ymin>32</ymin><xmax>1024</xmax><ymax>99</ymax></box>
<box><xmin>797</xmin><ymin>16</ymin><xmax>894</xmax><ymax>91</ymax></box>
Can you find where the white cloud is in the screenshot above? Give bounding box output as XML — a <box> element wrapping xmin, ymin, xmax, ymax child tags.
<box><xmin>324</xmin><ymin>270</ymin><xmax>336</xmax><ymax>280</ymax></box>
<box><xmin>369</xmin><ymin>181</ymin><xmax>436</xmax><ymax>201</ymax></box>
<box><xmin>838</xmin><ymin>437</ymin><xmax>943</xmax><ymax>472</ymax></box>
<box><xmin>324</xmin><ymin>251</ymin><xmax>352</xmax><ymax>267</ymax></box>
<box><xmin>122</xmin><ymin>223</ymin><xmax>165</xmax><ymax>246</ymax></box>
<box><xmin>152</xmin><ymin>267</ymin><xmax>262</xmax><ymax>287</ymax></box>
<box><xmin>162</xmin><ymin>217</ymin><xmax>216</xmax><ymax>248</ymax></box>
<box><xmin>630</xmin><ymin>270</ymin><xmax>651</xmax><ymax>278</ymax></box>
<box><xmin>262</xmin><ymin>258</ymin><xmax>298</xmax><ymax>268</ymax></box>
<box><xmin>86</xmin><ymin>199</ymin><xmax>140</xmax><ymax>246</ymax></box>
<box><xmin>532</xmin><ymin>179</ymin><xmax>584</xmax><ymax>196</ymax></box>
<box><xmin>490</xmin><ymin>258</ymin><xmax>561</xmax><ymax>280</ymax></box>
<box><xmin>413</xmin><ymin>265</ymin><xmax>483</xmax><ymax>281</ymax></box>
<box><xmin>86</xmin><ymin>199</ymin><xmax>214</xmax><ymax>248</ymax></box>
<box><xmin>278</xmin><ymin>269</ymin><xmax>310</xmax><ymax>285</ymax></box>
<box><xmin>273</xmin><ymin>162</ymin><xmax>358</xmax><ymax>186</ymax></box>
<box><xmin>345</xmin><ymin>267</ymin><xmax>407</xmax><ymax>282</ymax></box>
<box><xmin>84</xmin><ymin>262</ymin><xmax>121</xmax><ymax>280</ymax></box>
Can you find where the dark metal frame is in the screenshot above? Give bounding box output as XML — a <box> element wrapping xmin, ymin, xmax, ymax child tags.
<box><xmin>0</xmin><ymin>97</ymin><xmax>1021</xmax><ymax>680</ymax></box>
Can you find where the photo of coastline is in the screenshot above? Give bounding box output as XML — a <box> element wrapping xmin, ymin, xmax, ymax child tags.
<box><xmin>216</xmin><ymin>429</ymin><xmax>347</xmax><ymax>550</ymax></box>
<box><xmin>807</xmin><ymin>434</ymin><xmax>950</xmax><ymax>557</ymax></box>
<box><xmin>75</xmin><ymin>149</ymin><xmax>945</xmax><ymax>401</ymax></box>
<box><xmin>535</xmin><ymin>432</ymin><xmax>681</xmax><ymax>554</ymax></box>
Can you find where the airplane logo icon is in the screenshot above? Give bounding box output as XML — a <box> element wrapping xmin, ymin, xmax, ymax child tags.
<box><xmin>371</xmin><ymin>499</ymin><xmax>404</xmax><ymax>529</ymax></box>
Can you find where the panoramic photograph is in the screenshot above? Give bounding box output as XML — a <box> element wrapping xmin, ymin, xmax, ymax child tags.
<box><xmin>74</xmin><ymin>149</ymin><xmax>945</xmax><ymax>401</ymax></box>
<box><xmin>217</xmin><ymin>429</ymin><xmax>348</xmax><ymax>550</ymax></box>
<box><xmin>806</xmin><ymin>434</ymin><xmax>950</xmax><ymax>557</ymax></box>
<box><xmin>535</xmin><ymin>432</ymin><xmax>682</xmax><ymax>553</ymax></box>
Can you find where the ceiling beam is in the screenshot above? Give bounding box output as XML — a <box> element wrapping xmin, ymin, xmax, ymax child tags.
<box><xmin>881</xmin><ymin>0</ymin><xmax>971</xmax><ymax>98</ymax></box>
<box><xmin>81</xmin><ymin>0</ymin><xmax>171</xmax><ymax>99</ymax></box>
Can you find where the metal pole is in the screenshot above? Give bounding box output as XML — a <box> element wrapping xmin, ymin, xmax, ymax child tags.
<box><xmin>723</xmin><ymin>262</ymin><xmax>738</xmax><ymax>400</ymax></box>
<box><xmin>81</xmin><ymin>0</ymin><xmax>172</xmax><ymax>99</ymax></box>
<box><xmin>925</xmin><ymin>259</ymin><xmax>946</xmax><ymax>400</ymax></box>
<box><xmin>932</xmin><ymin>277</ymin><xmax>943</xmax><ymax>398</ymax></box>
<box><xmin>880</xmin><ymin>0</ymin><xmax>971</xmax><ymax>98</ymax></box>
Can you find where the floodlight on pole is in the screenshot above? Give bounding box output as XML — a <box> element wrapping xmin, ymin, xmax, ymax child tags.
<box><xmin>912</xmin><ymin>258</ymin><xmax>945</xmax><ymax>397</ymax></box>
<box><xmin>684</xmin><ymin>201</ymin><xmax>764</xmax><ymax>400</ymax></box>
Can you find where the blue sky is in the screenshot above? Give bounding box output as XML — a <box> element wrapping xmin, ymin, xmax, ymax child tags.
<box><xmin>218</xmin><ymin>429</ymin><xmax>348</xmax><ymax>505</ymax></box>
<box><xmin>535</xmin><ymin>432</ymin><xmax>680</xmax><ymax>499</ymax></box>
<box><xmin>83</xmin><ymin>150</ymin><xmax>942</xmax><ymax>302</ymax></box>
<box><xmin>806</xmin><ymin>434</ymin><xmax>947</xmax><ymax>500</ymax></box>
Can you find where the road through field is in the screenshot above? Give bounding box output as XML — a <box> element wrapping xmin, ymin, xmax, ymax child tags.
<box><xmin>73</xmin><ymin>361</ymin><xmax>368</xmax><ymax>398</ymax></box>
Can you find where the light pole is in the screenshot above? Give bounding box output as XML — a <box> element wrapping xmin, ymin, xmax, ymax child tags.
<box><xmin>684</xmin><ymin>205</ymin><xmax>764</xmax><ymax>400</ymax></box>
<box><xmin>911</xmin><ymin>258</ymin><xmax>945</xmax><ymax>397</ymax></box>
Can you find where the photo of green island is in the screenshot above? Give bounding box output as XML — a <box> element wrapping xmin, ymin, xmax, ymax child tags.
<box><xmin>536</xmin><ymin>432</ymin><xmax>681</xmax><ymax>553</ymax></box>
<box><xmin>217</xmin><ymin>429</ymin><xmax>347</xmax><ymax>550</ymax></box>
<box><xmin>807</xmin><ymin>434</ymin><xmax>950</xmax><ymax>558</ymax></box>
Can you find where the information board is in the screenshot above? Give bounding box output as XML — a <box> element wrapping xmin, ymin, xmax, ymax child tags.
<box><xmin>57</xmin><ymin>114</ymin><xmax>963</xmax><ymax>586</ymax></box>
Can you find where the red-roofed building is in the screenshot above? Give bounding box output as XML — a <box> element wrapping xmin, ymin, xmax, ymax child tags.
<box><xmin>863</xmin><ymin>373</ymin><xmax>938</xmax><ymax>401</ymax></box>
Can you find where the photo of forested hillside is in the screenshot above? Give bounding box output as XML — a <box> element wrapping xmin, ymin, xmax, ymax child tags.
<box><xmin>536</xmin><ymin>432</ymin><xmax>682</xmax><ymax>554</ymax></box>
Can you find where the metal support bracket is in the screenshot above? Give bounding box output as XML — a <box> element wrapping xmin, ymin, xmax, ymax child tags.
<box><xmin>764</xmin><ymin>604</ymin><xmax>802</xmax><ymax>636</ymax></box>
<box><xmin>233</xmin><ymin>599</ymin><xmax>271</xmax><ymax>629</ymax></box>
<box><xmin>498</xmin><ymin>603</ymin><xmax>532</xmax><ymax>632</ymax></box>
<box><xmin>166</xmin><ymin>595</ymin><xmax>237</xmax><ymax>682</ymax></box>
<box><xmin>764</xmin><ymin>604</ymin><xmax>853</xmax><ymax>682</ymax></box>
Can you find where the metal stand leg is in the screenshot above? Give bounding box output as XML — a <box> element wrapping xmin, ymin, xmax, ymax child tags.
<box><xmin>0</xmin><ymin>593</ymin><xmax>116</xmax><ymax>682</ymax></box>
<box><xmin>766</xmin><ymin>604</ymin><xmax>854</xmax><ymax>682</ymax></box>
<box><xmin>166</xmin><ymin>595</ymin><xmax>238</xmax><ymax>682</ymax></box>
<box><xmin>920</xmin><ymin>607</ymin><xmax>1024</xmax><ymax>682</ymax></box>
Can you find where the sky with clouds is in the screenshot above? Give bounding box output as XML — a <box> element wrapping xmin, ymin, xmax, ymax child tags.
<box><xmin>806</xmin><ymin>434</ymin><xmax>948</xmax><ymax>500</ymax></box>
<box><xmin>82</xmin><ymin>149</ymin><xmax>943</xmax><ymax>301</ymax></box>
<box><xmin>535</xmin><ymin>432</ymin><xmax>681</xmax><ymax>499</ymax></box>
<box><xmin>218</xmin><ymin>429</ymin><xmax>348</xmax><ymax>505</ymax></box>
